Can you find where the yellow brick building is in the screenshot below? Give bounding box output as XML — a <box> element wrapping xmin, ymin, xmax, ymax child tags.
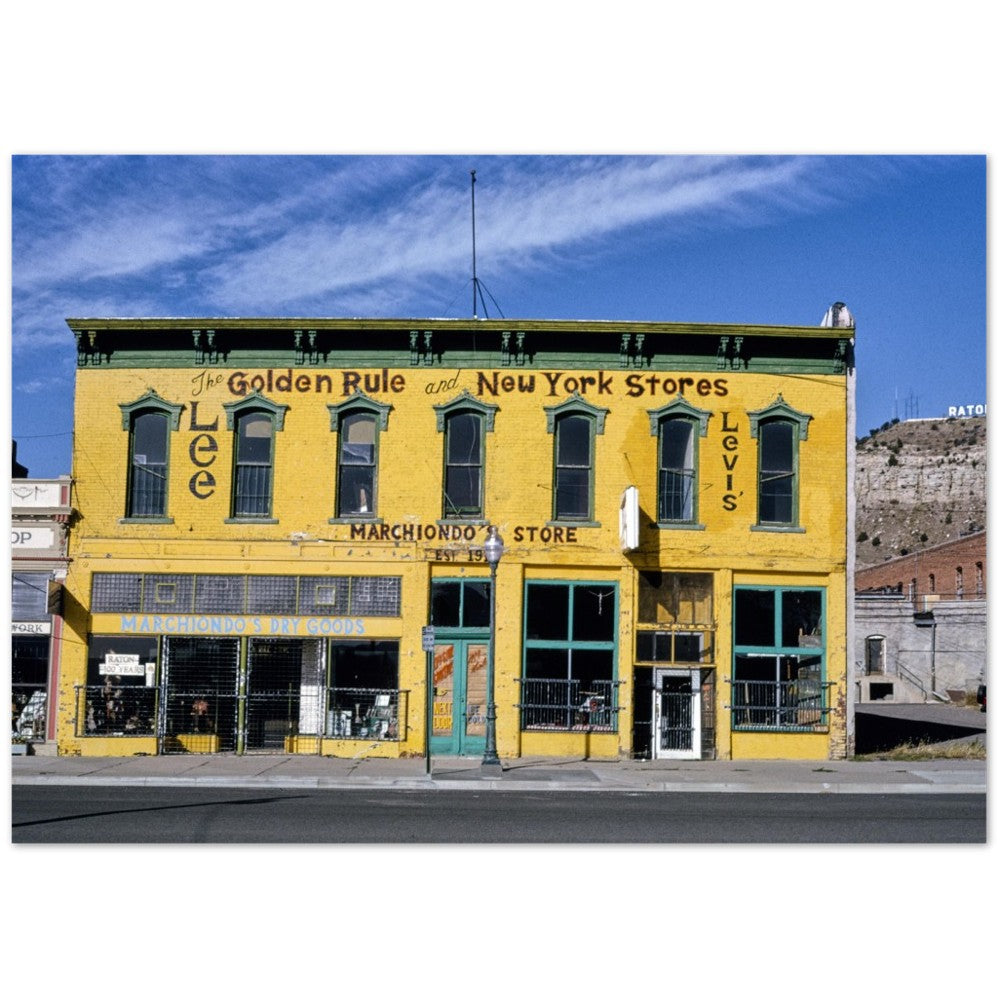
<box><xmin>57</xmin><ymin>315</ymin><xmax>856</xmax><ymax>760</ymax></box>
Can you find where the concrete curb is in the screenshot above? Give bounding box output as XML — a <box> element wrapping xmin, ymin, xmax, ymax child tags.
<box><xmin>10</xmin><ymin>774</ymin><xmax>986</xmax><ymax>794</ymax></box>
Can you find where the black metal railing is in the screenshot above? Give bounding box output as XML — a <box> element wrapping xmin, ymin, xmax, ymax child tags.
<box><xmin>516</xmin><ymin>678</ymin><xmax>620</xmax><ymax>732</ymax></box>
<box><xmin>74</xmin><ymin>684</ymin><xmax>158</xmax><ymax>737</ymax></box>
<box><xmin>728</xmin><ymin>679</ymin><xmax>831</xmax><ymax>731</ymax></box>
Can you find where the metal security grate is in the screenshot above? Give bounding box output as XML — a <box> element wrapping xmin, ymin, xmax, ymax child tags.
<box><xmin>245</xmin><ymin>638</ymin><xmax>324</xmax><ymax>752</ymax></box>
<box><xmin>517</xmin><ymin>678</ymin><xmax>620</xmax><ymax>732</ymax></box>
<box><xmin>161</xmin><ymin>637</ymin><xmax>240</xmax><ymax>752</ymax></box>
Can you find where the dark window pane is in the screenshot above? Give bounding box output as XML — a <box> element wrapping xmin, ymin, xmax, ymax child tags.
<box><xmin>234</xmin><ymin>465</ymin><xmax>272</xmax><ymax>515</ymax></box>
<box><xmin>462</xmin><ymin>581</ymin><xmax>491</xmax><ymax>628</ymax></box>
<box><xmin>781</xmin><ymin>590</ymin><xmax>823</xmax><ymax>646</ymax></box>
<box><xmin>330</xmin><ymin>641</ymin><xmax>399</xmax><ymax>688</ymax></box>
<box><xmin>133</xmin><ymin>411</ymin><xmax>168</xmax><ymax>463</ymax></box>
<box><xmin>760</xmin><ymin>421</ymin><xmax>793</xmax><ymax>473</ymax></box>
<box><xmin>572</xmin><ymin>649</ymin><xmax>615</xmax><ymax>685</ymax></box>
<box><xmin>733</xmin><ymin>654</ymin><xmax>778</xmax><ymax>682</ymax></box>
<box><xmin>526</xmin><ymin>584</ymin><xmax>569</xmax><ymax>641</ymax></box>
<box><xmin>555</xmin><ymin>468</ymin><xmax>589</xmax><ymax>519</ymax></box>
<box><xmin>431</xmin><ymin>582</ymin><xmax>462</xmax><ymax>627</ymax></box>
<box><xmin>661</xmin><ymin>419</ymin><xmax>693</xmax><ymax>470</ymax></box>
<box><xmin>572</xmin><ymin>586</ymin><xmax>616</xmax><ymax>642</ymax></box>
<box><xmin>759</xmin><ymin>475</ymin><xmax>793</xmax><ymax>523</ymax></box>
<box><xmin>659</xmin><ymin>469</ymin><xmax>694</xmax><ymax>521</ymax></box>
<box><xmin>447</xmin><ymin>412</ymin><xmax>481</xmax><ymax>462</ymax></box>
<box><xmin>339</xmin><ymin>465</ymin><xmax>375</xmax><ymax>516</ymax></box>
<box><xmin>444</xmin><ymin>466</ymin><xmax>481</xmax><ymax>513</ymax></box>
<box><xmin>556</xmin><ymin>415</ymin><xmax>590</xmax><ymax>466</ymax></box>
<box><xmin>735</xmin><ymin>590</ymin><xmax>775</xmax><ymax>647</ymax></box>
<box><xmin>525</xmin><ymin>647</ymin><xmax>569</xmax><ymax>679</ymax></box>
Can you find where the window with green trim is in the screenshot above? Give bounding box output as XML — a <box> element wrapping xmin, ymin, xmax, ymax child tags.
<box><xmin>521</xmin><ymin>581</ymin><xmax>619</xmax><ymax>731</ymax></box>
<box><xmin>119</xmin><ymin>390</ymin><xmax>182</xmax><ymax>520</ymax></box>
<box><xmin>731</xmin><ymin>586</ymin><xmax>828</xmax><ymax>731</ymax></box>
<box><xmin>553</xmin><ymin>414</ymin><xmax>593</xmax><ymax>520</ymax></box>
<box><xmin>337</xmin><ymin>411</ymin><xmax>377</xmax><ymax>517</ymax></box>
<box><xmin>233</xmin><ymin>410</ymin><xmax>275</xmax><ymax>517</ymax></box>
<box><xmin>748</xmin><ymin>395</ymin><xmax>811</xmax><ymax>530</ymax></box>
<box><xmin>658</xmin><ymin>417</ymin><xmax>697</xmax><ymax>523</ymax></box>
<box><xmin>443</xmin><ymin>410</ymin><xmax>484</xmax><ymax>518</ymax></box>
<box><xmin>757</xmin><ymin>419</ymin><xmax>796</xmax><ymax>524</ymax></box>
<box><xmin>127</xmin><ymin>410</ymin><xmax>170</xmax><ymax>517</ymax></box>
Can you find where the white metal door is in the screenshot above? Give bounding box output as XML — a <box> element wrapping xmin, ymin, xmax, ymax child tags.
<box><xmin>653</xmin><ymin>669</ymin><xmax>700</xmax><ymax>760</ymax></box>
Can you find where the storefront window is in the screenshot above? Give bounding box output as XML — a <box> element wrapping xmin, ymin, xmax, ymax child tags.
<box><xmin>12</xmin><ymin>636</ymin><xmax>49</xmax><ymax>739</ymax></box>
<box><xmin>521</xmin><ymin>581</ymin><xmax>618</xmax><ymax>731</ymax></box>
<box><xmin>731</xmin><ymin>586</ymin><xmax>828</xmax><ymax>731</ymax></box>
<box><xmin>83</xmin><ymin>636</ymin><xmax>159</xmax><ymax>736</ymax></box>
<box><xmin>328</xmin><ymin>641</ymin><xmax>402</xmax><ymax>740</ymax></box>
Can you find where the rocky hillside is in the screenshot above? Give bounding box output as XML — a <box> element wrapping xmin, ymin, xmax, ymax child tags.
<box><xmin>855</xmin><ymin>416</ymin><xmax>986</xmax><ymax>569</ymax></box>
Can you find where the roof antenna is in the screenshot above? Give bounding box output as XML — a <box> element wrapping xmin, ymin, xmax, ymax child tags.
<box><xmin>469</xmin><ymin>170</ymin><xmax>504</xmax><ymax>320</ymax></box>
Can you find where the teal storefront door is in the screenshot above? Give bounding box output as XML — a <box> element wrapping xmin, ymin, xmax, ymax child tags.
<box><xmin>431</xmin><ymin>639</ymin><xmax>489</xmax><ymax>755</ymax></box>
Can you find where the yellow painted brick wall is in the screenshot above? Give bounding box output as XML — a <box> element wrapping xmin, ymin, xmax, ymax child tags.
<box><xmin>64</xmin><ymin>363</ymin><xmax>850</xmax><ymax>759</ymax></box>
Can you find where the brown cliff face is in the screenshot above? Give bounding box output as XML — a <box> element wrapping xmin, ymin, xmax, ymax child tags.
<box><xmin>855</xmin><ymin>416</ymin><xmax>985</xmax><ymax>570</ymax></box>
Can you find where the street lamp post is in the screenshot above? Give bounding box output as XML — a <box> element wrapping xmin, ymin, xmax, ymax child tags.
<box><xmin>482</xmin><ymin>525</ymin><xmax>504</xmax><ymax>773</ymax></box>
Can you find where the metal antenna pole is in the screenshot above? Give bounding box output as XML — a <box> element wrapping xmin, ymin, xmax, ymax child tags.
<box><xmin>471</xmin><ymin>169</ymin><xmax>478</xmax><ymax>318</ymax></box>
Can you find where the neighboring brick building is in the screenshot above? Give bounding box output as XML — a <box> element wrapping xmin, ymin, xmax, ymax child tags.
<box><xmin>855</xmin><ymin>532</ymin><xmax>986</xmax><ymax>703</ymax></box>
<box><xmin>856</xmin><ymin>531</ymin><xmax>985</xmax><ymax>602</ymax></box>
<box><xmin>57</xmin><ymin>314</ymin><xmax>856</xmax><ymax>760</ymax></box>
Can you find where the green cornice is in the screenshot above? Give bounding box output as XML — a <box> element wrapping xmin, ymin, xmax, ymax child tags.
<box><xmin>66</xmin><ymin>317</ymin><xmax>855</xmax><ymax>375</ymax></box>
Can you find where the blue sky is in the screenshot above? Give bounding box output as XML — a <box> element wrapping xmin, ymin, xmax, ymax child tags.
<box><xmin>10</xmin><ymin>154</ymin><xmax>986</xmax><ymax>477</ymax></box>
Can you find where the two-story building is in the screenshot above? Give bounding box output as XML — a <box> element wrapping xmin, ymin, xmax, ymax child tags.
<box><xmin>12</xmin><ymin>460</ymin><xmax>73</xmax><ymax>748</ymax></box>
<box><xmin>56</xmin><ymin>313</ymin><xmax>856</xmax><ymax>760</ymax></box>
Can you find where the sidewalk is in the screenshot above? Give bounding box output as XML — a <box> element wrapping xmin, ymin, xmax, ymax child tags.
<box><xmin>11</xmin><ymin>752</ymin><xmax>987</xmax><ymax>794</ymax></box>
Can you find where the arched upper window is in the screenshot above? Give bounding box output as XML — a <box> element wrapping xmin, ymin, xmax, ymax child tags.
<box><xmin>647</xmin><ymin>397</ymin><xmax>711</xmax><ymax>528</ymax></box>
<box><xmin>749</xmin><ymin>395</ymin><xmax>812</xmax><ymax>530</ymax></box>
<box><xmin>223</xmin><ymin>392</ymin><xmax>287</xmax><ymax>521</ymax></box>
<box><xmin>119</xmin><ymin>391</ymin><xmax>183</xmax><ymax>520</ymax></box>
<box><xmin>328</xmin><ymin>392</ymin><xmax>392</xmax><ymax>520</ymax></box>
<box><xmin>434</xmin><ymin>392</ymin><xmax>498</xmax><ymax>520</ymax></box>
<box><xmin>545</xmin><ymin>394</ymin><xmax>608</xmax><ymax>523</ymax></box>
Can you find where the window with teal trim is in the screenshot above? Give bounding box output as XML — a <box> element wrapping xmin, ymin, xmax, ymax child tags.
<box><xmin>658</xmin><ymin>417</ymin><xmax>696</xmax><ymax>523</ymax></box>
<box><xmin>757</xmin><ymin>419</ymin><xmax>796</xmax><ymax>525</ymax></box>
<box><xmin>127</xmin><ymin>410</ymin><xmax>170</xmax><ymax>517</ymax></box>
<box><xmin>731</xmin><ymin>586</ymin><xmax>828</xmax><ymax>731</ymax></box>
<box><xmin>521</xmin><ymin>581</ymin><xmax>619</xmax><ymax>731</ymax></box>
<box><xmin>233</xmin><ymin>411</ymin><xmax>275</xmax><ymax>517</ymax></box>
<box><xmin>443</xmin><ymin>411</ymin><xmax>484</xmax><ymax>518</ymax></box>
<box><xmin>338</xmin><ymin>411</ymin><xmax>377</xmax><ymax>517</ymax></box>
<box><xmin>553</xmin><ymin>414</ymin><xmax>593</xmax><ymax>520</ymax></box>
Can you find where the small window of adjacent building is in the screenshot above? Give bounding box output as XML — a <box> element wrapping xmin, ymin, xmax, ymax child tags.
<box><xmin>956</xmin><ymin>566</ymin><xmax>964</xmax><ymax>599</ymax></box>
<box><xmin>223</xmin><ymin>392</ymin><xmax>287</xmax><ymax>522</ymax></box>
<box><xmin>647</xmin><ymin>398</ymin><xmax>711</xmax><ymax>528</ymax></box>
<box><xmin>748</xmin><ymin>395</ymin><xmax>811</xmax><ymax>530</ymax></box>
<box><xmin>119</xmin><ymin>390</ymin><xmax>183</xmax><ymax>521</ymax></box>
<box><xmin>976</xmin><ymin>562</ymin><xmax>984</xmax><ymax>597</ymax></box>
